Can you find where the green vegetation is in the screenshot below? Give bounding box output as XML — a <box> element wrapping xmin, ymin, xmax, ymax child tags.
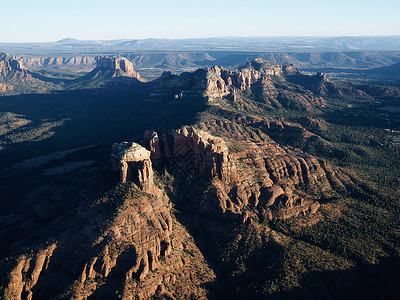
<box><xmin>89</xmin><ymin>181</ymin><xmax>145</xmax><ymax>208</ymax></box>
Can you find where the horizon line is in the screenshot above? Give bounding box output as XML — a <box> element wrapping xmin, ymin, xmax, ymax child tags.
<box><xmin>1</xmin><ymin>34</ymin><xmax>400</xmax><ymax>44</ymax></box>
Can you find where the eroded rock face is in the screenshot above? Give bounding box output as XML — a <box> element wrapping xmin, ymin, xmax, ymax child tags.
<box><xmin>143</xmin><ymin>124</ymin><xmax>353</xmax><ymax>223</ymax></box>
<box><xmin>0</xmin><ymin>52</ymin><xmax>31</xmax><ymax>82</ymax></box>
<box><xmin>194</xmin><ymin>118</ymin><xmax>355</xmax><ymax>222</ymax></box>
<box><xmin>145</xmin><ymin>127</ymin><xmax>237</xmax><ymax>185</ymax></box>
<box><xmin>3</xmin><ymin>152</ymin><xmax>214</xmax><ymax>299</ymax></box>
<box><xmin>111</xmin><ymin>142</ymin><xmax>153</xmax><ymax>192</ymax></box>
<box><xmin>158</xmin><ymin>58</ymin><xmax>327</xmax><ymax>111</ymax></box>
<box><xmin>160</xmin><ymin>64</ymin><xmax>270</xmax><ymax>100</ymax></box>
<box><xmin>96</xmin><ymin>56</ymin><xmax>142</xmax><ymax>80</ymax></box>
<box><xmin>3</xmin><ymin>186</ymin><xmax>182</xmax><ymax>299</ymax></box>
<box><xmin>172</xmin><ymin>127</ymin><xmax>237</xmax><ymax>184</ymax></box>
<box><xmin>144</xmin><ymin>130</ymin><xmax>162</xmax><ymax>160</ymax></box>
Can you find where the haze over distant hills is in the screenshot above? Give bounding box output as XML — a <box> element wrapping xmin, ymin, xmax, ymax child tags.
<box><xmin>1</xmin><ymin>36</ymin><xmax>400</xmax><ymax>55</ymax></box>
<box><xmin>1</xmin><ymin>36</ymin><xmax>399</xmax><ymax>82</ymax></box>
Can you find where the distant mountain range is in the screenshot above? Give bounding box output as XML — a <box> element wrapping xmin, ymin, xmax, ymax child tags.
<box><xmin>1</xmin><ymin>36</ymin><xmax>400</xmax><ymax>55</ymax></box>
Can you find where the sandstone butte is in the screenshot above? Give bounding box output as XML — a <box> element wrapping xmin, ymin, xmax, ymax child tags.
<box><xmin>96</xmin><ymin>56</ymin><xmax>142</xmax><ymax>81</ymax></box>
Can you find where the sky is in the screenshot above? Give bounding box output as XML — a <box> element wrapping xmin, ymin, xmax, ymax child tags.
<box><xmin>1</xmin><ymin>0</ymin><xmax>399</xmax><ymax>42</ymax></box>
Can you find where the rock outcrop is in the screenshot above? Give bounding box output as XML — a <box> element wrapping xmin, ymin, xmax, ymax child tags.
<box><xmin>0</xmin><ymin>52</ymin><xmax>31</xmax><ymax>83</ymax></box>
<box><xmin>139</xmin><ymin>120</ymin><xmax>354</xmax><ymax>224</ymax></box>
<box><xmin>111</xmin><ymin>142</ymin><xmax>154</xmax><ymax>192</ymax></box>
<box><xmin>143</xmin><ymin>127</ymin><xmax>237</xmax><ymax>185</ymax></box>
<box><xmin>160</xmin><ymin>63</ymin><xmax>283</xmax><ymax>100</ymax></box>
<box><xmin>144</xmin><ymin>130</ymin><xmax>162</xmax><ymax>160</ymax></box>
<box><xmin>96</xmin><ymin>56</ymin><xmax>141</xmax><ymax>80</ymax></box>
<box><xmin>158</xmin><ymin>58</ymin><xmax>325</xmax><ymax>110</ymax></box>
<box><xmin>193</xmin><ymin>117</ymin><xmax>356</xmax><ymax>221</ymax></box>
<box><xmin>1</xmin><ymin>181</ymin><xmax>213</xmax><ymax>299</ymax></box>
<box><xmin>141</xmin><ymin>126</ymin><xmax>344</xmax><ymax>221</ymax></box>
<box><xmin>0</xmin><ymin>83</ymin><xmax>14</xmax><ymax>92</ymax></box>
<box><xmin>0</xmin><ymin>52</ymin><xmax>58</xmax><ymax>93</ymax></box>
<box><xmin>74</xmin><ymin>56</ymin><xmax>143</xmax><ymax>87</ymax></box>
<box><xmin>171</xmin><ymin>127</ymin><xmax>237</xmax><ymax>184</ymax></box>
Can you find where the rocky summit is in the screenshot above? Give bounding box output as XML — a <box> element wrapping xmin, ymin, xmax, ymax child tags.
<box><xmin>111</xmin><ymin>141</ymin><xmax>154</xmax><ymax>192</ymax></box>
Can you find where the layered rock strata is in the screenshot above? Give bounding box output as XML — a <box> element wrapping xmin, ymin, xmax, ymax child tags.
<box><xmin>140</xmin><ymin>124</ymin><xmax>354</xmax><ymax>223</ymax></box>
<box><xmin>144</xmin><ymin>130</ymin><xmax>162</xmax><ymax>160</ymax></box>
<box><xmin>16</xmin><ymin>55</ymin><xmax>96</xmax><ymax>70</ymax></box>
<box><xmin>0</xmin><ymin>83</ymin><xmax>14</xmax><ymax>92</ymax></box>
<box><xmin>141</xmin><ymin>127</ymin><xmax>317</xmax><ymax>221</ymax></box>
<box><xmin>171</xmin><ymin>127</ymin><xmax>237</xmax><ymax>183</ymax></box>
<box><xmin>3</xmin><ymin>187</ymin><xmax>180</xmax><ymax>299</ymax></box>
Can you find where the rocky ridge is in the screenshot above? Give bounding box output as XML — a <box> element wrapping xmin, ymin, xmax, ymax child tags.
<box><xmin>0</xmin><ymin>52</ymin><xmax>62</xmax><ymax>94</ymax></box>
<box><xmin>158</xmin><ymin>58</ymin><xmax>327</xmax><ymax>110</ymax></box>
<box><xmin>140</xmin><ymin>125</ymin><xmax>353</xmax><ymax>223</ymax></box>
<box><xmin>2</xmin><ymin>144</ymin><xmax>215</xmax><ymax>299</ymax></box>
<box><xmin>160</xmin><ymin>59</ymin><xmax>295</xmax><ymax>99</ymax></box>
<box><xmin>15</xmin><ymin>55</ymin><xmax>96</xmax><ymax>71</ymax></box>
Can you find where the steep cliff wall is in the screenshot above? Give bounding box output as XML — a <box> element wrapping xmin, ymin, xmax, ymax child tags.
<box><xmin>96</xmin><ymin>56</ymin><xmax>141</xmax><ymax>80</ymax></box>
<box><xmin>0</xmin><ymin>52</ymin><xmax>31</xmax><ymax>84</ymax></box>
<box><xmin>160</xmin><ymin>64</ymin><xmax>272</xmax><ymax>100</ymax></box>
<box><xmin>171</xmin><ymin>127</ymin><xmax>237</xmax><ymax>184</ymax></box>
<box><xmin>15</xmin><ymin>55</ymin><xmax>96</xmax><ymax>71</ymax></box>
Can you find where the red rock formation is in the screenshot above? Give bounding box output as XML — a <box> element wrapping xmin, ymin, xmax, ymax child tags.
<box><xmin>111</xmin><ymin>142</ymin><xmax>154</xmax><ymax>192</ymax></box>
<box><xmin>3</xmin><ymin>188</ymin><xmax>177</xmax><ymax>299</ymax></box>
<box><xmin>158</xmin><ymin>58</ymin><xmax>325</xmax><ymax>110</ymax></box>
<box><xmin>0</xmin><ymin>52</ymin><xmax>32</xmax><ymax>83</ymax></box>
<box><xmin>96</xmin><ymin>56</ymin><xmax>142</xmax><ymax>80</ymax></box>
<box><xmin>3</xmin><ymin>143</ymin><xmax>215</xmax><ymax>299</ymax></box>
<box><xmin>171</xmin><ymin>127</ymin><xmax>237</xmax><ymax>184</ymax></box>
<box><xmin>144</xmin><ymin>130</ymin><xmax>162</xmax><ymax>160</ymax></box>
<box><xmin>142</xmin><ymin>126</ymin><xmax>327</xmax><ymax>221</ymax></box>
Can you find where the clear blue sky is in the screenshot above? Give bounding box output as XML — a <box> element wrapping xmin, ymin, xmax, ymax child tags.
<box><xmin>1</xmin><ymin>0</ymin><xmax>399</xmax><ymax>42</ymax></box>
